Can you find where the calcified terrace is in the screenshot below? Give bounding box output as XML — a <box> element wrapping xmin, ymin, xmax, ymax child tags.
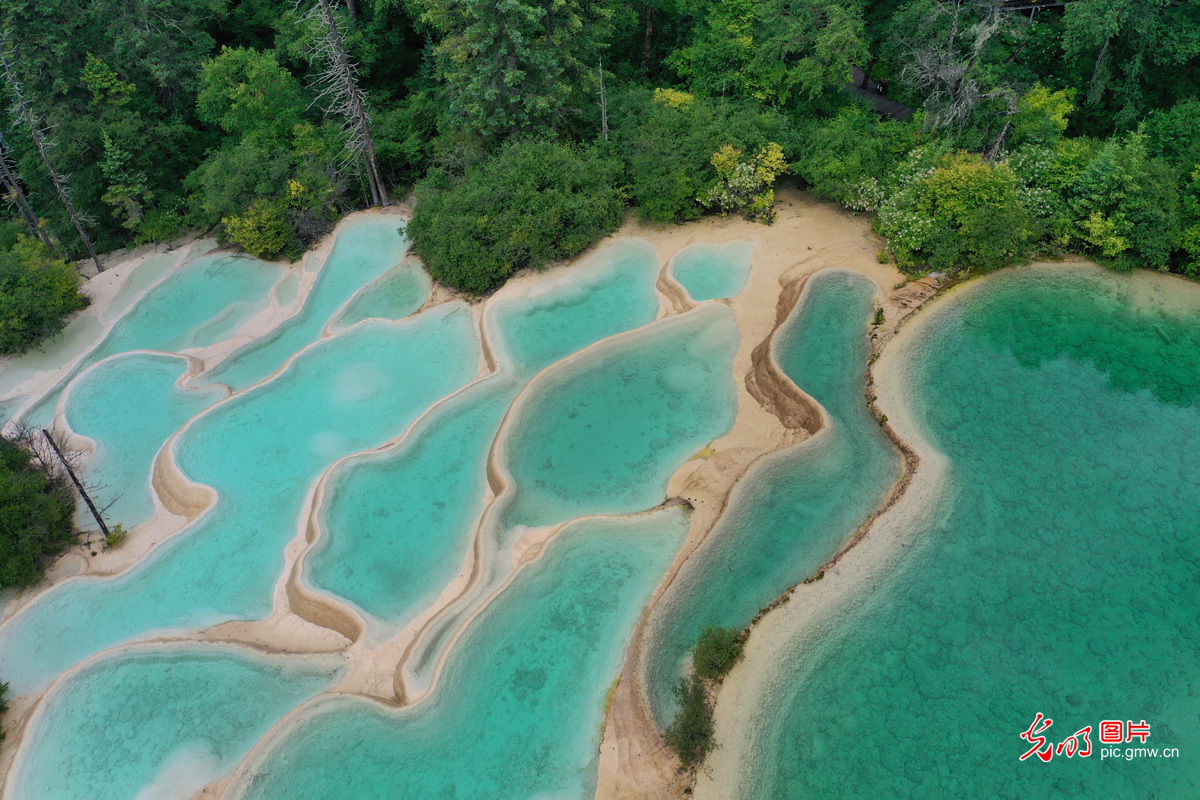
<box><xmin>0</xmin><ymin>188</ymin><xmax>943</xmax><ymax>799</ymax></box>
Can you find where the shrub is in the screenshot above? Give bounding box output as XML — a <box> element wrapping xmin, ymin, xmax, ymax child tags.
<box><xmin>408</xmin><ymin>139</ymin><xmax>624</xmax><ymax>294</ymax></box>
<box><xmin>663</xmin><ymin>626</ymin><xmax>746</xmax><ymax>769</ymax></box>
<box><xmin>222</xmin><ymin>198</ymin><xmax>294</xmax><ymax>259</ymax></box>
<box><xmin>612</xmin><ymin>89</ymin><xmax>798</xmax><ymax>223</ymax></box>
<box><xmin>663</xmin><ymin>675</ymin><xmax>714</xmax><ymax>770</ymax></box>
<box><xmin>103</xmin><ymin>522</ymin><xmax>128</xmax><ymax>552</ymax></box>
<box><xmin>691</xmin><ymin>626</ymin><xmax>745</xmax><ymax>681</ymax></box>
<box><xmin>792</xmin><ymin>105</ymin><xmax>919</xmax><ymax>211</ymax></box>
<box><xmin>1010</xmin><ymin>84</ymin><xmax>1075</xmax><ymax>148</ymax></box>
<box><xmin>878</xmin><ymin>149</ymin><xmax>1035</xmax><ymax>272</ymax></box>
<box><xmin>1065</xmin><ymin>131</ymin><xmax>1183</xmax><ymax>271</ymax></box>
<box><xmin>0</xmin><ymin>236</ymin><xmax>89</xmax><ymax>356</ymax></box>
<box><xmin>702</xmin><ymin>143</ymin><xmax>787</xmax><ymax>223</ymax></box>
<box><xmin>0</xmin><ymin>431</ymin><xmax>77</xmax><ymax>589</ymax></box>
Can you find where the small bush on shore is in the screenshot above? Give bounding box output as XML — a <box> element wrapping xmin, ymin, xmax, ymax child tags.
<box><xmin>664</xmin><ymin>626</ymin><xmax>747</xmax><ymax>770</ymax></box>
<box><xmin>408</xmin><ymin>139</ymin><xmax>624</xmax><ymax>294</ymax></box>
<box><xmin>691</xmin><ymin>626</ymin><xmax>745</xmax><ymax>681</ymax></box>
<box><xmin>664</xmin><ymin>675</ymin><xmax>714</xmax><ymax>770</ymax></box>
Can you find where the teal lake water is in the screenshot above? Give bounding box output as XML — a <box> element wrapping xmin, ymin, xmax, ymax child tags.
<box><xmin>15</xmin><ymin>218</ymin><xmax>1197</xmax><ymax>800</ymax></box>
<box><xmin>8</xmin><ymin>646</ymin><xmax>343</xmax><ymax>800</ymax></box>
<box><xmin>643</xmin><ymin>271</ymin><xmax>901</xmax><ymax>726</ymax></box>
<box><xmin>499</xmin><ymin>305</ymin><xmax>740</xmax><ymax>533</ymax></box>
<box><xmin>329</xmin><ymin>260</ymin><xmax>430</xmax><ymax>332</ymax></box>
<box><xmin>64</xmin><ymin>354</ymin><xmax>227</xmax><ymax>531</ymax></box>
<box><xmin>19</xmin><ymin>252</ymin><xmax>282</xmax><ymax>428</ymax></box>
<box><xmin>206</xmin><ymin>217</ymin><xmax>408</xmax><ymax>391</ymax></box>
<box><xmin>488</xmin><ymin>239</ymin><xmax>662</xmax><ymax>375</ymax></box>
<box><xmin>234</xmin><ymin>508</ymin><xmax>689</xmax><ymax>800</ymax></box>
<box><xmin>744</xmin><ymin>266</ymin><xmax>1200</xmax><ymax>798</ymax></box>
<box><xmin>670</xmin><ymin>240</ymin><xmax>755</xmax><ymax>301</ymax></box>
<box><xmin>307</xmin><ymin>241</ymin><xmax>661</xmax><ymax>631</ymax></box>
<box><xmin>0</xmin><ymin>307</ymin><xmax>479</xmax><ymax>694</ymax></box>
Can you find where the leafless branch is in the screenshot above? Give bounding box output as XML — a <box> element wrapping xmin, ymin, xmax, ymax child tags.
<box><xmin>0</xmin><ymin>30</ymin><xmax>104</xmax><ymax>271</ymax></box>
<box><xmin>295</xmin><ymin>0</ymin><xmax>388</xmax><ymax>206</ymax></box>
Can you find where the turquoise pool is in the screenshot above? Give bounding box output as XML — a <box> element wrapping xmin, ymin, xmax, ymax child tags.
<box><xmin>670</xmin><ymin>240</ymin><xmax>755</xmax><ymax>301</ymax></box>
<box><xmin>7</xmin><ymin>646</ymin><xmax>343</xmax><ymax>800</ymax></box>
<box><xmin>0</xmin><ymin>306</ymin><xmax>479</xmax><ymax>694</ymax></box>
<box><xmin>731</xmin><ymin>266</ymin><xmax>1200</xmax><ymax>798</ymax></box>
<box><xmin>232</xmin><ymin>508</ymin><xmax>689</xmax><ymax>800</ymax></box>
<box><xmin>643</xmin><ymin>270</ymin><xmax>901</xmax><ymax>727</ymax></box>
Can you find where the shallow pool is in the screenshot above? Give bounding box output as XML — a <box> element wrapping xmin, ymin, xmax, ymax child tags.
<box><xmin>0</xmin><ymin>306</ymin><xmax>479</xmax><ymax>694</ymax></box>
<box><xmin>7</xmin><ymin>646</ymin><xmax>343</xmax><ymax>800</ymax></box>
<box><xmin>206</xmin><ymin>216</ymin><xmax>408</xmax><ymax>391</ymax></box>
<box><xmin>670</xmin><ymin>240</ymin><xmax>756</xmax><ymax>301</ymax></box>
<box><xmin>304</xmin><ymin>239</ymin><xmax>663</xmax><ymax>634</ymax></box>
<box><xmin>63</xmin><ymin>353</ymin><xmax>227</xmax><ymax>531</ymax></box>
<box><xmin>643</xmin><ymin>270</ymin><xmax>900</xmax><ymax>727</ymax></box>
<box><xmin>232</xmin><ymin>508</ymin><xmax>689</xmax><ymax>800</ymax></box>
<box><xmin>18</xmin><ymin>252</ymin><xmax>283</xmax><ymax>428</ymax></box>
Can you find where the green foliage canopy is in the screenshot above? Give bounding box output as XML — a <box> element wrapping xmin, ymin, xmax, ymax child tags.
<box><xmin>407</xmin><ymin>139</ymin><xmax>624</xmax><ymax>293</ymax></box>
<box><xmin>0</xmin><ymin>237</ymin><xmax>89</xmax><ymax>356</ymax></box>
<box><xmin>0</xmin><ymin>432</ymin><xmax>77</xmax><ymax>590</ymax></box>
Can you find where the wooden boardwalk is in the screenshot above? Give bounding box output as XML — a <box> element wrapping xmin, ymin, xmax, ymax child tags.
<box><xmin>848</xmin><ymin>67</ymin><xmax>915</xmax><ymax>121</ymax></box>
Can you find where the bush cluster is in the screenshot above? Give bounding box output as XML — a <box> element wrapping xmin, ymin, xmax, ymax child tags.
<box><xmin>407</xmin><ymin>139</ymin><xmax>624</xmax><ymax>294</ymax></box>
<box><xmin>664</xmin><ymin>626</ymin><xmax>745</xmax><ymax>770</ymax></box>
<box><xmin>0</xmin><ymin>431</ymin><xmax>77</xmax><ymax>590</ymax></box>
<box><xmin>795</xmin><ymin>90</ymin><xmax>1200</xmax><ymax>277</ymax></box>
<box><xmin>0</xmin><ymin>236</ymin><xmax>89</xmax><ymax>356</ymax></box>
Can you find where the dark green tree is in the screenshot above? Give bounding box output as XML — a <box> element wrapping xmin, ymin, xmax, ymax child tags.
<box><xmin>417</xmin><ymin>0</ymin><xmax>612</xmax><ymax>141</ymax></box>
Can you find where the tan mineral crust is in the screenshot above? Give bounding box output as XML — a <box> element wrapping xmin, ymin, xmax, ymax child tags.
<box><xmin>0</xmin><ymin>189</ymin><xmax>957</xmax><ymax>798</ymax></box>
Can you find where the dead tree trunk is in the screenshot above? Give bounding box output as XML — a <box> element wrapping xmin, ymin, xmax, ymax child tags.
<box><xmin>41</xmin><ymin>428</ymin><xmax>111</xmax><ymax>540</ymax></box>
<box><xmin>641</xmin><ymin>5</ymin><xmax>655</xmax><ymax>74</ymax></box>
<box><xmin>599</xmin><ymin>58</ymin><xmax>609</xmax><ymax>141</ymax></box>
<box><xmin>861</xmin><ymin>57</ymin><xmax>876</xmax><ymax>89</ymax></box>
<box><xmin>306</xmin><ymin>0</ymin><xmax>388</xmax><ymax>206</ymax></box>
<box><xmin>0</xmin><ymin>137</ymin><xmax>52</xmax><ymax>248</ymax></box>
<box><xmin>0</xmin><ymin>36</ymin><xmax>103</xmax><ymax>272</ymax></box>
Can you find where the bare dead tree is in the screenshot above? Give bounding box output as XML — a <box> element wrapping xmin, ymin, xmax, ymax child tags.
<box><xmin>298</xmin><ymin>0</ymin><xmax>388</xmax><ymax>207</ymax></box>
<box><xmin>599</xmin><ymin>58</ymin><xmax>609</xmax><ymax>141</ymax></box>
<box><xmin>901</xmin><ymin>0</ymin><xmax>1022</xmax><ymax>156</ymax></box>
<box><xmin>641</xmin><ymin>5</ymin><xmax>655</xmax><ymax>74</ymax></box>
<box><xmin>39</xmin><ymin>428</ymin><xmax>111</xmax><ymax>539</ymax></box>
<box><xmin>7</xmin><ymin>422</ymin><xmax>118</xmax><ymax>546</ymax></box>
<box><xmin>0</xmin><ymin>133</ymin><xmax>53</xmax><ymax>248</ymax></box>
<box><xmin>0</xmin><ymin>32</ymin><xmax>104</xmax><ymax>272</ymax></box>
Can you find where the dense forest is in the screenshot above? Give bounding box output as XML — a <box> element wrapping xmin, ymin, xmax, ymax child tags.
<box><xmin>1</xmin><ymin>0</ymin><xmax>1199</xmax><ymax>350</ymax></box>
